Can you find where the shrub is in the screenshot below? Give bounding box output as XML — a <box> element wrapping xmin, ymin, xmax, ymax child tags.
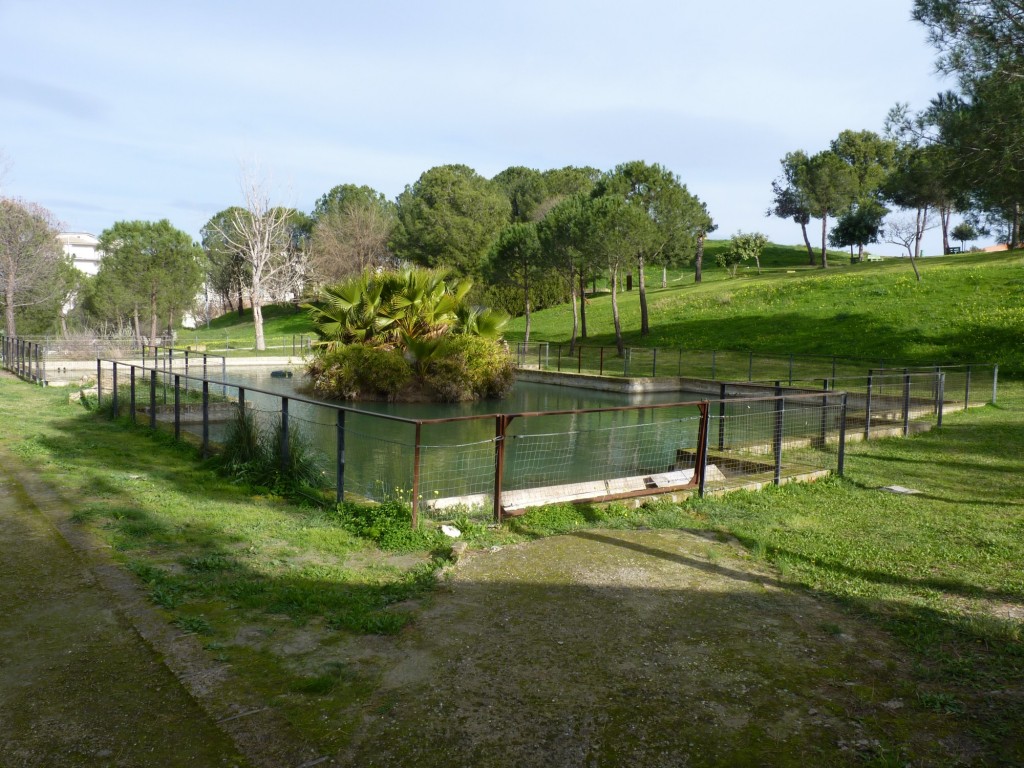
<box><xmin>423</xmin><ymin>335</ymin><xmax>515</xmax><ymax>402</ymax></box>
<box><xmin>309</xmin><ymin>344</ymin><xmax>413</xmax><ymax>401</ymax></box>
<box><xmin>332</xmin><ymin>500</ymin><xmax>445</xmax><ymax>551</ymax></box>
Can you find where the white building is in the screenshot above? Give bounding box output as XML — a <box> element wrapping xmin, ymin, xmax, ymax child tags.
<box><xmin>58</xmin><ymin>232</ymin><xmax>102</xmax><ymax>275</ymax></box>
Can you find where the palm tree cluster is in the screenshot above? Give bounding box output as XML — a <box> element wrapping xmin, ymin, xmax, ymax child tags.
<box><xmin>305</xmin><ymin>267</ymin><xmax>508</xmax><ymax>351</ymax></box>
<box><xmin>304</xmin><ymin>267</ymin><xmax>514</xmax><ymax>402</ymax></box>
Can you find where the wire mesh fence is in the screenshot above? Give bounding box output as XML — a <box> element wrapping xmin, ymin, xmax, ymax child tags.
<box><xmin>513</xmin><ymin>342</ymin><xmax>999</xmax><ymax>407</ymax></box>
<box><xmin>0</xmin><ymin>335</ymin><xmax>48</xmax><ymax>384</ymax></box>
<box><xmin>93</xmin><ymin>359</ymin><xmax>857</xmax><ymax>527</ymax></box>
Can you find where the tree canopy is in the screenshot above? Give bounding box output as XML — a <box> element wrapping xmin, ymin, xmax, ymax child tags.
<box><xmin>0</xmin><ymin>198</ymin><xmax>68</xmax><ymax>338</ymax></box>
<box><xmin>96</xmin><ymin>219</ymin><xmax>203</xmax><ymax>343</ymax></box>
<box><xmin>393</xmin><ymin>165</ymin><xmax>511</xmax><ymax>277</ymax></box>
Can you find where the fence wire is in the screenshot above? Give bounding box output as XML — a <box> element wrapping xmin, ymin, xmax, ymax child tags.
<box><xmin>85</xmin><ymin>361</ymin><xmax>906</xmax><ymax>528</ymax></box>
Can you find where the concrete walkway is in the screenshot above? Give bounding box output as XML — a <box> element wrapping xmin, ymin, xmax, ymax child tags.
<box><xmin>0</xmin><ymin>461</ymin><xmax>249</xmax><ymax>767</ymax></box>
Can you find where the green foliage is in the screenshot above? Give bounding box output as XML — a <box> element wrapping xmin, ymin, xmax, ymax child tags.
<box><xmin>0</xmin><ymin>197</ymin><xmax>70</xmax><ymax>337</ymax></box>
<box><xmin>307</xmin><ymin>344</ymin><xmax>413</xmax><ymax>400</ymax></box>
<box><xmin>96</xmin><ymin>219</ymin><xmax>204</xmax><ymax>340</ymax></box>
<box><xmin>422</xmin><ymin>334</ymin><xmax>515</xmax><ymax>402</ymax></box>
<box><xmin>217</xmin><ymin>406</ymin><xmax>326</xmax><ymax>492</ymax></box>
<box><xmin>392</xmin><ymin>164</ymin><xmax>512</xmax><ymax>277</ymax></box>
<box><xmin>332</xmin><ymin>500</ymin><xmax>444</xmax><ymax>551</ymax></box>
<box><xmin>306</xmin><ymin>267</ymin><xmax>512</xmax><ymax>401</ymax></box>
<box><xmin>716</xmin><ymin>231</ymin><xmax>768</xmax><ymax>277</ymax></box>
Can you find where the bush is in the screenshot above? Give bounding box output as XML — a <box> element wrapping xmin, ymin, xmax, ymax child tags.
<box><xmin>309</xmin><ymin>344</ymin><xmax>413</xmax><ymax>401</ymax></box>
<box><xmin>423</xmin><ymin>334</ymin><xmax>515</xmax><ymax>402</ymax></box>
<box><xmin>309</xmin><ymin>333</ymin><xmax>513</xmax><ymax>403</ymax></box>
<box><xmin>332</xmin><ymin>500</ymin><xmax>445</xmax><ymax>551</ymax></box>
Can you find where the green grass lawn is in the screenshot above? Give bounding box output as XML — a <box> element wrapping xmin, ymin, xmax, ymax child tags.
<box><xmin>510</xmin><ymin>248</ymin><xmax>1024</xmax><ymax>375</ymax></box>
<box><xmin>24</xmin><ymin>239</ymin><xmax>1019</xmax><ymax>761</ymax></box>
<box><xmin>3</xmin><ymin>373</ymin><xmax>1022</xmax><ymax>762</ymax></box>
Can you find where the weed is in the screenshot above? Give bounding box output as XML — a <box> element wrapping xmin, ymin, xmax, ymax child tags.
<box><xmin>173</xmin><ymin>614</ymin><xmax>214</xmax><ymax>635</ymax></box>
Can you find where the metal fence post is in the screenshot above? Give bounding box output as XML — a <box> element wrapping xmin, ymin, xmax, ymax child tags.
<box><xmin>149</xmin><ymin>369</ymin><xmax>157</xmax><ymax>431</ymax></box>
<box><xmin>902</xmin><ymin>369</ymin><xmax>911</xmax><ymax>437</ymax></box>
<box><xmin>993</xmin><ymin>364</ymin><xmax>999</xmax><ymax>404</ymax></box>
<box><xmin>964</xmin><ymin>365</ymin><xmax>972</xmax><ymax>410</ymax></box>
<box><xmin>201</xmin><ymin>381</ymin><xmax>210</xmax><ymax>457</ymax></box>
<box><xmin>937</xmin><ymin>372</ymin><xmax>945</xmax><ymax>427</ymax></box>
<box><xmin>412</xmin><ymin>422</ymin><xmax>422</xmax><ymax>528</ymax></box>
<box><xmin>174</xmin><ymin>374</ymin><xmax>181</xmax><ymax>441</ymax></box>
<box><xmin>718</xmin><ymin>382</ymin><xmax>726</xmax><ymax>452</ymax></box>
<box><xmin>130</xmin><ymin>366</ymin><xmax>137</xmax><ymax>423</ymax></box>
<box><xmin>864</xmin><ymin>371</ymin><xmax>873</xmax><ymax>440</ymax></box>
<box><xmin>697</xmin><ymin>402</ymin><xmax>711</xmax><ymax>497</ymax></box>
<box><xmin>773</xmin><ymin>383</ymin><xmax>784</xmax><ymax>485</ymax></box>
<box><xmin>598</xmin><ymin>347</ymin><xmax>602</xmax><ymax>375</ymax></box>
<box><xmin>336</xmin><ymin>410</ymin><xmax>346</xmax><ymax>503</ymax></box>
<box><xmin>624</xmin><ymin>348</ymin><xmax>629</xmax><ymax>377</ymax></box>
<box><xmin>112</xmin><ymin>363</ymin><xmax>119</xmax><ymax>418</ymax></box>
<box><xmin>819</xmin><ymin>379</ymin><xmax>828</xmax><ymax>448</ymax></box>
<box><xmin>652</xmin><ymin>348</ymin><xmax>657</xmax><ymax>377</ymax></box>
<box><xmin>492</xmin><ymin>415</ymin><xmax>509</xmax><ymax>524</ymax></box>
<box><xmin>96</xmin><ymin>360</ymin><xmax>103</xmax><ymax>408</ymax></box>
<box><xmin>838</xmin><ymin>393</ymin><xmax>848</xmax><ymax>478</ymax></box>
<box><xmin>280</xmin><ymin>397</ymin><xmax>290</xmax><ymax>471</ymax></box>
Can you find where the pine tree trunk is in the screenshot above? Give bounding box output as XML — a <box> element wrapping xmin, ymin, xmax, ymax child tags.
<box><xmin>610</xmin><ymin>263</ymin><xmax>624</xmax><ymax>357</ymax></box>
<box><xmin>802</xmin><ymin>222</ymin><xmax>816</xmax><ymax>265</ymax></box>
<box><xmin>638</xmin><ymin>255</ymin><xmax>649</xmax><ymax>336</ymax></box>
<box><xmin>819</xmin><ymin>216</ymin><xmax>829</xmax><ymax>269</ymax></box>
<box><xmin>568</xmin><ymin>264</ymin><xmax>578</xmax><ymax>354</ymax></box>
<box><xmin>940</xmin><ymin>204</ymin><xmax>951</xmax><ymax>254</ymax></box>
<box><xmin>4</xmin><ymin>280</ymin><xmax>16</xmax><ymax>339</ymax></box>
<box><xmin>694</xmin><ymin>232</ymin><xmax>705</xmax><ymax>284</ymax></box>
<box><xmin>578</xmin><ymin>271</ymin><xmax>587</xmax><ymax>339</ymax></box>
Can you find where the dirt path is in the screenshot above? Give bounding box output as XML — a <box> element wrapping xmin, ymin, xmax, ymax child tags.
<box><xmin>337</xmin><ymin>530</ymin><xmax>971</xmax><ymax>767</ymax></box>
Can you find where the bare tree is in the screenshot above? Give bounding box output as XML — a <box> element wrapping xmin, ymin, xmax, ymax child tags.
<box><xmin>310</xmin><ymin>198</ymin><xmax>395</xmax><ymax>284</ymax></box>
<box><xmin>0</xmin><ymin>198</ymin><xmax>67</xmax><ymax>337</ymax></box>
<box><xmin>217</xmin><ymin>166</ymin><xmax>295</xmax><ymax>350</ymax></box>
<box><xmin>884</xmin><ymin>213</ymin><xmax>937</xmax><ymax>282</ymax></box>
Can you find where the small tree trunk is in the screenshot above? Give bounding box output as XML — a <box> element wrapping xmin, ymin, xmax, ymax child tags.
<box><xmin>523</xmin><ymin>268</ymin><xmax>531</xmax><ymax>345</ymax></box>
<box><xmin>253</xmin><ymin>301</ymin><xmax>266</xmax><ymax>350</ymax></box>
<box><xmin>578</xmin><ymin>270</ymin><xmax>587</xmax><ymax>339</ymax></box>
<box><xmin>694</xmin><ymin>232</ymin><xmax>705</xmax><ymax>284</ymax></box>
<box><xmin>568</xmin><ymin>265</ymin><xmax>579</xmax><ymax>354</ymax></box>
<box><xmin>915</xmin><ymin>205</ymin><xmax>929</xmax><ymax>259</ymax></box>
<box><xmin>149</xmin><ymin>288</ymin><xmax>159</xmax><ymax>344</ymax></box>
<box><xmin>133</xmin><ymin>304</ymin><xmax>142</xmax><ymax>347</ymax></box>
<box><xmin>940</xmin><ymin>204</ymin><xmax>951</xmax><ymax>254</ymax></box>
<box><xmin>610</xmin><ymin>263</ymin><xmax>624</xmax><ymax>356</ymax></box>
<box><xmin>638</xmin><ymin>255</ymin><xmax>649</xmax><ymax>336</ymax></box>
<box><xmin>4</xmin><ymin>280</ymin><xmax>16</xmax><ymax>338</ymax></box>
<box><xmin>1014</xmin><ymin>202</ymin><xmax>1022</xmax><ymax>249</ymax></box>
<box><xmin>661</xmin><ymin>265</ymin><xmax>667</xmax><ymax>289</ymax></box>
<box><xmin>819</xmin><ymin>216</ymin><xmax>829</xmax><ymax>269</ymax></box>
<box><xmin>801</xmin><ymin>222</ymin><xmax>816</xmax><ymax>265</ymax></box>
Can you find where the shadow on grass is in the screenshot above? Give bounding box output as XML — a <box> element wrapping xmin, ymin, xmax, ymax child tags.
<box><xmin>13</xmin><ymin>392</ymin><xmax>1024</xmax><ymax>765</ymax></box>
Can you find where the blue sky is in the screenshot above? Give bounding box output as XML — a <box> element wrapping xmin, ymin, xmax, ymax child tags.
<box><xmin>1</xmin><ymin>0</ymin><xmax>967</xmax><ymax>255</ymax></box>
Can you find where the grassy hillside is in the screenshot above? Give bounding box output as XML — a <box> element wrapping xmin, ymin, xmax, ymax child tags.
<box><xmin>186</xmin><ymin>244</ymin><xmax>1024</xmax><ymax>374</ymax></box>
<box><xmin>509</xmin><ymin>247</ymin><xmax>1024</xmax><ymax>375</ymax></box>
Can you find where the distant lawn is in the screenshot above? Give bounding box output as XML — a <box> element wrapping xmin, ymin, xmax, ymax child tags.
<box><xmin>509</xmin><ymin>249</ymin><xmax>1024</xmax><ymax>375</ymax></box>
